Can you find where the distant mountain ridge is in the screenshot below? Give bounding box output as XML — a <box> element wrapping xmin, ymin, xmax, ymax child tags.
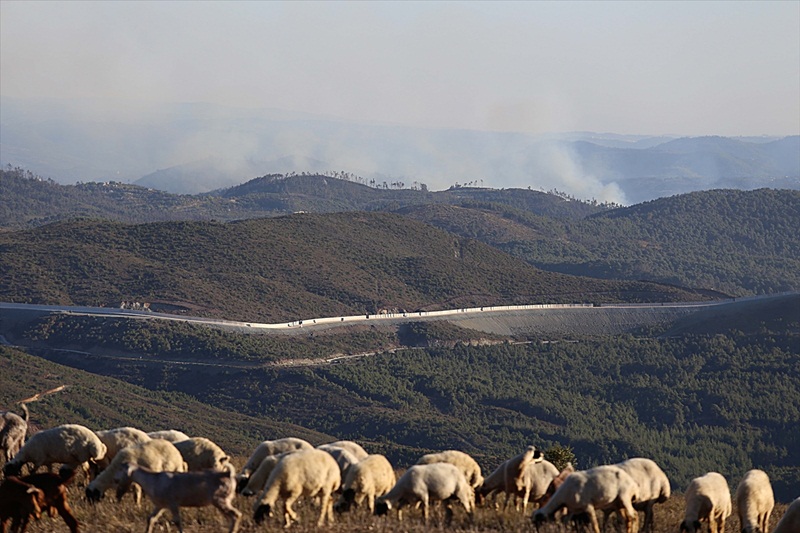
<box><xmin>1</xmin><ymin>98</ymin><xmax>797</xmax><ymax>202</ymax></box>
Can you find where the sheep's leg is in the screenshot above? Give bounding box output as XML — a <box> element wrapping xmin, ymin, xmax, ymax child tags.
<box><xmin>133</xmin><ymin>483</ymin><xmax>142</xmax><ymax>507</ymax></box>
<box><xmin>317</xmin><ymin>492</ymin><xmax>332</xmax><ymax>526</ymax></box>
<box><xmin>422</xmin><ymin>496</ymin><xmax>430</xmax><ymax>524</ymax></box>
<box><xmin>586</xmin><ymin>506</ymin><xmax>601</xmax><ymax>533</ymax></box>
<box><xmin>146</xmin><ymin>507</ymin><xmax>167</xmax><ymax>533</ymax></box>
<box><xmin>283</xmin><ymin>496</ymin><xmax>298</xmax><ymax>527</ymax></box>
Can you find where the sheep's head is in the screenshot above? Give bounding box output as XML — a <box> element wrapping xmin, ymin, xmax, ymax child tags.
<box><xmin>253</xmin><ymin>503</ymin><xmax>273</xmax><ymax>524</ymax></box>
<box><xmin>680</xmin><ymin>519</ymin><xmax>702</xmax><ymax>533</ymax></box>
<box><xmin>3</xmin><ymin>461</ymin><xmax>23</xmax><ymax>477</ymax></box>
<box><xmin>334</xmin><ymin>489</ymin><xmax>356</xmax><ymax>514</ymax></box>
<box><xmin>235</xmin><ymin>475</ymin><xmax>250</xmax><ymax>494</ymax></box>
<box><xmin>85</xmin><ymin>486</ymin><xmax>103</xmax><ymax>503</ymax></box>
<box><xmin>375</xmin><ymin>499</ymin><xmax>391</xmax><ymax>516</ymax></box>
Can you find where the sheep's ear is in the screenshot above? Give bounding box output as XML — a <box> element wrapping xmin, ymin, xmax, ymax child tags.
<box><xmin>220</xmin><ymin>456</ymin><xmax>230</xmax><ymax>464</ymax></box>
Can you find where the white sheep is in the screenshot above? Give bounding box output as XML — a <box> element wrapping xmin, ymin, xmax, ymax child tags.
<box><xmin>773</xmin><ymin>497</ymin><xmax>800</xmax><ymax>533</ymax></box>
<box><xmin>173</xmin><ymin>437</ymin><xmax>229</xmax><ymax>471</ymax></box>
<box><xmin>514</xmin><ymin>459</ymin><xmax>560</xmax><ymax>513</ymax></box>
<box><xmin>679</xmin><ymin>472</ymin><xmax>732</xmax><ymax>533</ymax></box>
<box><xmin>318</xmin><ymin>440</ymin><xmax>369</xmax><ymax>461</ymax></box>
<box><xmin>252</xmin><ymin>448</ymin><xmax>341</xmax><ymax>527</ymax></box>
<box><xmin>122</xmin><ymin>462</ymin><xmax>241</xmax><ymax>533</ymax></box>
<box><xmin>533</xmin><ymin>464</ymin><xmax>640</xmax><ymax>533</ymax></box>
<box><xmin>503</xmin><ymin>445</ymin><xmax>544</xmax><ymax>505</ymax></box>
<box><xmin>319</xmin><ymin>445</ymin><xmax>360</xmax><ymax>479</ymax></box>
<box><xmin>3</xmin><ymin>424</ymin><xmax>107</xmax><ymax>477</ymax></box>
<box><xmin>334</xmin><ymin>454</ymin><xmax>396</xmax><ymax>513</ymax></box>
<box><xmin>0</xmin><ymin>403</ymin><xmax>28</xmax><ymax>463</ymax></box>
<box><xmin>240</xmin><ymin>452</ymin><xmax>296</xmax><ymax>497</ymax></box>
<box><xmin>146</xmin><ymin>429</ymin><xmax>190</xmax><ymax>443</ymax></box>
<box><xmin>416</xmin><ymin>449</ymin><xmax>484</xmax><ymax>490</ymax></box>
<box><xmin>735</xmin><ymin>469</ymin><xmax>774</xmax><ymax>533</ymax></box>
<box><xmin>476</xmin><ymin>459</ymin><xmax>508</xmax><ymax>506</ymax></box>
<box><xmin>86</xmin><ymin>438</ymin><xmax>187</xmax><ymax>505</ymax></box>
<box><xmin>375</xmin><ymin>462</ymin><xmax>475</xmax><ymax>525</ymax></box>
<box><xmin>614</xmin><ymin>457</ymin><xmax>671</xmax><ymax>533</ymax></box>
<box><xmin>94</xmin><ymin>427</ymin><xmax>151</xmax><ymax>469</ymax></box>
<box><xmin>237</xmin><ymin>437</ymin><xmax>313</xmax><ymax>490</ymax></box>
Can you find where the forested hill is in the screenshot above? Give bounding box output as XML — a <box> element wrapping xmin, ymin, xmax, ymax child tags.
<box><xmin>0</xmin><ymin>167</ymin><xmax>601</xmax><ymax>229</ymax></box>
<box><xmin>399</xmin><ymin>188</ymin><xmax>800</xmax><ymax>297</ymax></box>
<box><xmin>0</xmin><ymin>212</ymin><xmax>703</xmax><ymax>322</ymax></box>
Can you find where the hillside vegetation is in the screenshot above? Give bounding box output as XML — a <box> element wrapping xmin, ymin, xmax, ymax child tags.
<box><xmin>401</xmin><ymin>189</ymin><xmax>800</xmax><ymax>296</ymax></box>
<box><xmin>0</xmin><ymin>212</ymin><xmax>702</xmax><ymax>323</ymax></box>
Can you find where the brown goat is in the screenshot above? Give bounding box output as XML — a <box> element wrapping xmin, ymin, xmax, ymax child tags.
<box><xmin>0</xmin><ymin>476</ymin><xmax>46</xmax><ymax>533</ymax></box>
<box><xmin>19</xmin><ymin>466</ymin><xmax>80</xmax><ymax>533</ymax></box>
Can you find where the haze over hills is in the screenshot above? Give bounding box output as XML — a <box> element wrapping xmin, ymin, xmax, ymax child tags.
<box><xmin>1</xmin><ymin>98</ymin><xmax>797</xmax><ymax>203</ymax></box>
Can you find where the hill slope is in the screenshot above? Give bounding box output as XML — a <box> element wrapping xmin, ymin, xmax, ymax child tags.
<box><xmin>0</xmin><ymin>212</ymin><xmax>703</xmax><ymax>322</ymax></box>
<box><xmin>400</xmin><ymin>189</ymin><xmax>800</xmax><ymax>296</ymax></box>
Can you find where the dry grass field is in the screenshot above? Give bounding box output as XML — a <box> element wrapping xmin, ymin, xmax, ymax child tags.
<box><xmin>14</xmin><ymin>465</ymin><xmax>793</xmax><ymax>533</ymax></box>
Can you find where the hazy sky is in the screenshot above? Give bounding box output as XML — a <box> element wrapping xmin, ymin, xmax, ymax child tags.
<box><xmin>2</xmin><ymin>0</ymin><xmax>799</xmax><ymax>136</ymax></box>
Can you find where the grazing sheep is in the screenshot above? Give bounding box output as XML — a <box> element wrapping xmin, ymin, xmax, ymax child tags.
<box><xmin>476</xmin><ymin>459</ymin><xmax>508</xmax><ymax>506</ymax></box>
<box><xmin>334</xmin><ymin>454</ymin><xmax>396</xmax><ymax>513</ymax></box>
<box><xmin>146</xmin><ymin>430</ymin><xmax>190</xmax><ymax>443</ymax></box>
<box><xmin>503</xmin><ymin>445</ymin><xmax>544</xmax><ymax>507</ymax></box>
<box><xmin>0</xmin><ymin>476</ymin><xmax>45</xmax><ymax>533</ymax></box>
<box><xmin>252</xmin><ymin>448</ymin><xmax>341</xmax><ymax>527</ymax></box>
<box><xmin>20</xmin><ymin>467</ymin><xmax>80</xmax><ymax>533</ymax></box>
<box><xmin>416</xmin><ymin>449</ymin><xmax>484</xmax><ymax>490</ymax></box>
<box><xmin>237</xmin><ymin>437</ymin><xmax>313</xmax><ymax>491</ymax></box>
<box><xmin>735</xmin><ymin>469</ymin><xmax>774</xmax><ymax>533</ymax></box>
<box><xmin>375</xmin><ymin>462</ymin><xmax>475</xmax><ymax>525</ymax></box>
<box><xmin>614</xmin><ymin>457</ymin><xmax>671</xmax><ymax>533</ymax></box>
<box><xmin>123</xmin><ymin>462</ymin><xmax>241</xmax><ymax>533</ymax></box>
<box><xmin>540</xmin><ymin>463</ymin><xmax>576</xmax><ymax>505</ymax></box>
<box><xmin>319</xmin><ymin>445</ymin><xmax>360</xmax><ymax>479</ymax></box>
<box><xmin>514</xmin><ymin>459</ymin><xmax>560</xmax><ymax>513</ymax></box>
<box><xmin>773</xmin><ymin>497</ymin><xmax>800</xmax><ymax>533</ymax></box>
<box><xmin>533</xmin><ymin>465</ymin><xmax>639</xmax><ymax>533</ymax></box>
<box><xmin>93</xmin><ymin>427</ymin><xmax>151</xmax><ymax>470</ymax></box>
<box><xmin>679</xmin><ymin>472</ymin><xmax>732</xmax><ymax>533</ymax></box>
<box><xmin>318</xmin><ymin>440</ymin><xmax>369</xmax><ymax>461</ymax></box>
<box><xmin>173</xmin><ymin>437</ymin><xmax>229</xmax><ymax>471</ymax></box>
<box><xmin>240</xmin><ymin>452</ymin><xmax>294</xmax><ymax>497</ymax></box>
<box><xmin>3</xmin><ymin>424</ymin><xmax>107</xmax><ymax>478</ymax></box>
<box><xmin>86</xmin><ymin>439</ymin><xmax>186</xmax><ymax>504</ymax></box>
<box><xmin>0</xmin><ymin>403</ymin><xmax>28</xmax><ymax>463</ymax></box>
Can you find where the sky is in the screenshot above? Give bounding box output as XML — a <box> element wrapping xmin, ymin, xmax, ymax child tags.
<box><xmin>2</xmin><ymin>0</ymin><xmax>799</xmax><ymax>137</ymax></box>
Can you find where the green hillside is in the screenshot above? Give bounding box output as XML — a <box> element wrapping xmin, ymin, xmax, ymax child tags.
<box><xmin>0</xmin><ymin>212</ymin><xmax>702</xmax><ymax>323</ymax></box>
<box><xmin>0</xmin><ymin>346</ymin><xmax>331</xmax><ymax>455</ymax></box>
<box><xmin>400</xmin><ymin>189</ymin><xmax>800</xmax><ymax>296</ymax></box>
<box><xmin>23</xmin><ymin>302</ymin><xmax>798</xmax><ymax>501</ymax></box>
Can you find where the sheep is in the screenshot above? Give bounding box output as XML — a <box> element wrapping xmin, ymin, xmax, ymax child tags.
<box><xmin>334</xmin><ymin>454</ymin><xmax>396</xmax><ymax>513</ymax></box>
<box><xmin>86</xmin><ymin>438</ymin><xmax>186</xmax><ymax>505</ymax></box>
<box><xmin>514</xmin><ymin>459</ymin><xmax>560</xmax><ymax>513</ymax></box>
<box><xmin>93</xmin><ymin>427</ymin><xmax>151</xmax><ymax>471</ymax></box>
<box><xmin>503</xmin><ymin>445</ymin><xmax>545</xmax><ymax>507</ymax></box>
<box><xmin>3</xmin><ymin>424</ymin><xmax>107</xmax><ymax>478</ymax></box>
<box><xmin>237</xmin><ymin>437</ymin><xmax>313</xmax><ymax>491</ymax></box>
<box><xmin>146</xmin><ymin>429</ymin><xmax>190</xmax><ymax>443</ymax></box>
<box><xmin>318</xmin><ymin>440</ymin><xmax>369</xmax><ymax>461</ymax></box>
<box><xmin>240</xmin><ymin>452</ymin><xmax>296</xmax><ymax>497</ymax></box>
<box><xmin>679</xmin><ymin>472</ymin><xmax>732</xmax><ymax>533</ymax></box>
<box><xmin>19</xmin><ymin>466</ymin><xmax>80</xmax><ymax>533</ymax></box>
<box><xmin>613</xmin><ymin>457</ymin><xmax>671</xmax><ymax>533</ymax></box>
<box><xmin>252</xmin><ymin>448</ymin><xmax>341</xmax><ymax>527</ymax></box>
<box><xmin>532</xmin><ymin>465</ymin><xmax>639</xmax><ymax>533</ymax></box>
<box><xmin>122</xmin><ymin>462</ymin><xmax>241</xmax><ymax>533</ymax></box>
<box><xmin>773</xmin><ymin>497</ymin><xmax>800</xmax><ymax>533</ymax></box>
<box><xmin>319</xmin><ymin>445</ymin><xmax>360</xmax><ymax>479</ymax></box>
<box><xmin>173</xmin><ymin>437</ymin><xmax>229</xmax><ymax>471</ymax></box>
<box><xmin>0</xmin><ymin>403</ymin><xmax>28</xmax><ymax>464</ymax></box>
<box><xmin>375</xmin><ymin>462</ymin><xmax>475</xmax><ymax>525</ymax></box>
<box><xmin>0</xmin><ymin>476</ymin><xmax>45</xmax><ymax>533</ymax></box>
<box><xmin>416</xmin><ymin>449</ymin><xmax>484</xmax><ymax>490</ymax></box>
<box><xmin>735</xmin><ymin>469</ymin><xmax>774</xmax><ymax>533</ymax></box>
<box><xmin>540</xmin><ymin>463</ymin><xmax>576</xmax><ymax>505</ymax></box>
<box><xmin>476</xmin><ymin>459</ymin><xmax>509</xmax><ymax>506</ymax></box>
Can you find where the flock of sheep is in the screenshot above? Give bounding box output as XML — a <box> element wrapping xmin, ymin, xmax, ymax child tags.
<box><xmin>1</xmin><ymin>406</ymin><xmax>799</xmax><ymax>533</ymax></box>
